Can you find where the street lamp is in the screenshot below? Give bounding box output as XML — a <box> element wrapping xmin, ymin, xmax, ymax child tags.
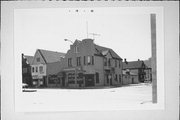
<box><xmin>64</xmin><ymin>39</ymin><xmax>73</xmax><ymax>44</ymax></box>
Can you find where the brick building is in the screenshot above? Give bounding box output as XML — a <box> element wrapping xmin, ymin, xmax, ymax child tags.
<box><xmin>62</xmin><ymin>39</ymin><xmax>123</xmax><ymax>88</ymax></box>
<box><xmin>122</xmin><ymin>59</ymin><xmax>150</xmax><ymax>83</ymax></box>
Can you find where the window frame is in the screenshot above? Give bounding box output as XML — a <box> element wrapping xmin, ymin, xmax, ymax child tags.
<box><xmin>115</xmin><ymin>59</ymin><xmax>117</xmax><ymax>67</ymax></box>
<box><xmin>32</xmin><ymin>67</ymin><xmax>34</xmax><ymax>73</ymax></box>
<box><xmin>68</xmin><ymin>58</ymin><xmax>72</xmax><ymax>67</ymax></box>
<box><xmin>39</xmin><ymin>66</ymin><xmax>43</xmax><ymax>73</ymax></box>
<box><xmin>84</xmin><ymin>56</ymin><xmax>86</xmax><ymax>65</ymax></box>
<box><xmin>76</xmin><ymin>57</ymin><xmax>81</xmax><ymax>66</ymax></box>
<box><xmin>36</xmin><ymin>66</ymin><xmax>38</xmax><ymax>73</ymax></box>
<box><xmin>92</xmin><ymin>56</ymin><xmax>94</xmax><ymax>65</ymax></box>
<box><xmin>87</xmin><ymin>56</ymin><xmax>91</xmax><ymax>65</ymax></box>
<box><xmin>36</xmin><ymin>57</ymin><xmax>40</xmax><ymax>62</ymax></box>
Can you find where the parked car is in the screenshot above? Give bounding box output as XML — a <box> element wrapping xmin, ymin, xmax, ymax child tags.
<box><xmin>22</xmin><ymin>83</ymin><xmax>28</xmax><ymax>88</ymax></box>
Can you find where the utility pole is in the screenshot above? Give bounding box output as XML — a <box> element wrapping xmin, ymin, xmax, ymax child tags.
<box><xmin>151</xmin><ymin>14</ymin><xmax>157</xmax><ymax>103</ymax></box>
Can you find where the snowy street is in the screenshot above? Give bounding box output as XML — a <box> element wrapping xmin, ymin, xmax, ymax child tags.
<box><xmin>19</xmin><ymin>83</ymin><xmax>152</xmax><ymax>112</ymax></box>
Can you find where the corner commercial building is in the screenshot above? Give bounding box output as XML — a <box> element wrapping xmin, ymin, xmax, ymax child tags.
<box><xmin>61</xmin><ymin>39</ymin><xmax>123</xmax><ymax>88</ymax></box>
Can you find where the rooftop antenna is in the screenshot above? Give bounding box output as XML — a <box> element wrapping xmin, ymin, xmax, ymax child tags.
<box><xmin>89</xmin><ymin>33</ymin><xmax>100</xmax><ymax>40</ymax></box>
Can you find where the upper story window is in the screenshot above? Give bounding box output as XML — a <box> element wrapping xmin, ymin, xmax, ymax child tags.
<box><xmin>76</xmin><ymin>57</ymin><xmax>81</xmax><ymax>66</ymax></box>
<box><xmin>84</xmin><ymin>56</ymin><xmax>86</xmax><ymax>65</ymax></box>
<box><xmin>92</xmin><ymin>56</ymin><xmax>94</xmax><ymax>65</ymax></box>
<box><xmin>108</xmin><ymin>58</ymin><xmax>111</xmax><ymax>66</ymax></box>
<box><xmin>39</xmin><ymin>66</ymin><xmax>43</xmax><ymax>74</ymax></box>
<box><xmin>36</xmin><ymin>66</ymin><xmax>38</xmax><ymax>72</ymax></box>
<box><xmin>36</xmin><ymin>58</ymin><xmax>40</xmax><ymax>62</ymax></box>
<box><xmin>104</xmin><ymin>58</ymin><xmax>107</xmax><ymax>66</ymax></box>
<box><xmin>115</xmin><ymin>74</ymin><xmax>118</xmax><ymax>81</ymax></box>
<box><xmin>119</xmin><ymin>60</ymin><xmax>121</xmax><ymax>68</ymax></box>
<box><xmin>115</xmin><ymin>60</ymin><xmax>117</xmax><ymax>67</ymax></box>
<box><xmin>87</xmin><ymin>56</ymin><xmax>91</xmax><ymax>65</ymax></box>
<box><xmin>32</xmin><ymin>67</ymin><xmax>35</xmax><ymax>73</ymax></box>
<box><xmin>85</xmin><ymin>55</ymin><xmax>94</xmax><ymax>65</ymax></box>
<box><xmin>68</xmin><ymin>58</ymin><xmax>72</xmax><ymax>67</ymax></box>
<box><xmin>74</xmin><ymin>46</ymin><xmax>79</xmax><ymax>53</ymax></box>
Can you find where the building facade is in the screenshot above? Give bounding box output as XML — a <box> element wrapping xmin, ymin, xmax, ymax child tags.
<box><xmin>31</xmin><ymin>49</ymin><xmax>65</xmax><ymax>87</ymax></box>
<box><xmin>122</xmin><ymin>70</ymin><xmax>139</xmax><ymax>85</ymax></box>
<box><xmin>62</xmin><ymin>39</ymin><xmax>123</xmax><ymax>88</ymax></box>
<box><xmin>123</xmin><ymin>59</ymin><xmax>147</xmax><ymax>83</ymax></box>
<box><xmin>144</xmin><ymin>58</ymin><xmax>152</xmax><ymax>82</ymax></box>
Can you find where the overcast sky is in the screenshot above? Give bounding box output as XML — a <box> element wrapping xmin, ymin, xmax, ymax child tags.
<box><xmin>14</xmin><ymin>7</ymin><xmax>151</xmax><ymax>61</ymax></box>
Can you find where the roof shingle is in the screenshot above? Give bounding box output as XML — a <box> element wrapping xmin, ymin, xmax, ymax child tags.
<box><xmin>94</xmin><ymin>44</ymin><xmax>122</xmax><ymax>60</ymax></box>
<box><xmin>123</xmin><ymin>61</ymin><xmax>145</xmax><ymax>69</ymax></box>
<box><xmin>38</xmin><ymin>49</ymin><xmax>65</xmax><ymax>63</ymax></box>
<box><xmin>24</xmin><ymin>55</ymin><xmax>33</xmax><ymax>65</ymax></box>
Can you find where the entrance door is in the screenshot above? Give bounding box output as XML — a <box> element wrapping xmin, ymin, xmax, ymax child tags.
<box><xmin>132</xmin><ymin>77</ymin><xmax>134</xmax><ymax>84</ymax></box>
<box><xmin>85</xmin><ymin>74</ymin><xmax>95</xmax><ymax>87</ymax></box>
<box><xmin>62</xmin><ymin>77</ymin><xmax>65</xmax><ymax>87</ymax></box>
<box><xmin>107</xmin><ymin>74</ymin><xmax>112</xmax><ymax>85</ymax></box>
<box><xmin>110</xmin><ymin>77</ymin><xmax>112</xmax><ymax>85</ymax></box>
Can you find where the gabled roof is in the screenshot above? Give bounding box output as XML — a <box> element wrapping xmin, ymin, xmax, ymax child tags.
<box><xmin>94</xmin><ymin>44</ymin><xmax>122</xmax><ymax>60</ymax></box>
<box><xmin>123</xmin><ymin>61</ymin><xmax>145</xmax><ymax>69</ymax></box>
<box><xmin>38</xmin><ymin>49</ymin><xmax>65</xmax><ymax>63</ymax></box>
<box><xmin>24</xmin><ymin>55</ymin><xmax>33</xmax><ymax>65</ymax></box>
<box><xmin>143</xmin><ymin>59</ymin><xmax>151</xmax><ymax>68</ymax></box>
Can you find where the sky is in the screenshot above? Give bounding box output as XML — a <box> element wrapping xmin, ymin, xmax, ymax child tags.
<box><xmin>14</xmin><ymin>7</ymin><xmax>152</xmax><ymax>61</ymax></box>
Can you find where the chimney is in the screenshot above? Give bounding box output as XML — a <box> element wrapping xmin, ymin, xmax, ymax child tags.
<box><xmin>138</xmin><ymin>59</ymin><xmax>140</xmax><ymax>61</ymax></box>
<box><xmin>124</xmin><ymin>58</ymin><xmax>128</xmax><ymax>64</ymax></box>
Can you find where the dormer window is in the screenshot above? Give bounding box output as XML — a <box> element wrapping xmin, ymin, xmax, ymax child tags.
<box><xmin>74</xmin><ymin>46</ymin><xmax>79</xmax><ymax>53</ymax></box>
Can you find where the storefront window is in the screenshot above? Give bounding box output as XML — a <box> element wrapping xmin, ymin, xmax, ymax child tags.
<box><xmin>68</xmin><ymin>73</ymin><xmax>75</xmax><ymax>84</ymax></box>
<box><xmin>115</xmin><ymin>74</ymin><xmax>118</xmax><ymax>81</ymax></box>
<box><xmin>49</xmin><ymin>75</ymin><xmax>60</xmax><ymax>84</ymax></box>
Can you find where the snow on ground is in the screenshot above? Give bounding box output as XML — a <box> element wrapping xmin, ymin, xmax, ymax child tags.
<box><xmin>18</xmin><ymin>83</ymin><xmax>152</xmax><ymax>112</ymax></box>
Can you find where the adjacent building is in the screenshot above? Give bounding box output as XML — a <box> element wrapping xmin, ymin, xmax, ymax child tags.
<box><xmin>22</xmin><ymin>54</ymin><xmax>33</xmax><ymax>87</ymax></box>
<box><xmin>122</xmin><ymin>70</ymin><xmax>139</xmax><ymax>85</ymax></box>
<box><xmin>62</xmin><ymin>39</ymin><xmax>123</xmax><ymax>88</ymax></box>
<box><xmin>123</xmin><ymin>59</ymin><xmax>147</xmax><ymax>83</ymax></box>
<box><xmin>143</xmin><ymin>58</ymin><xmax>152</xmax><ymax>82</ymax></box>
<box><xmin>31</xmin><ymin>49</ymin><xmax>65</xmax><ymax>87</ymax></box>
